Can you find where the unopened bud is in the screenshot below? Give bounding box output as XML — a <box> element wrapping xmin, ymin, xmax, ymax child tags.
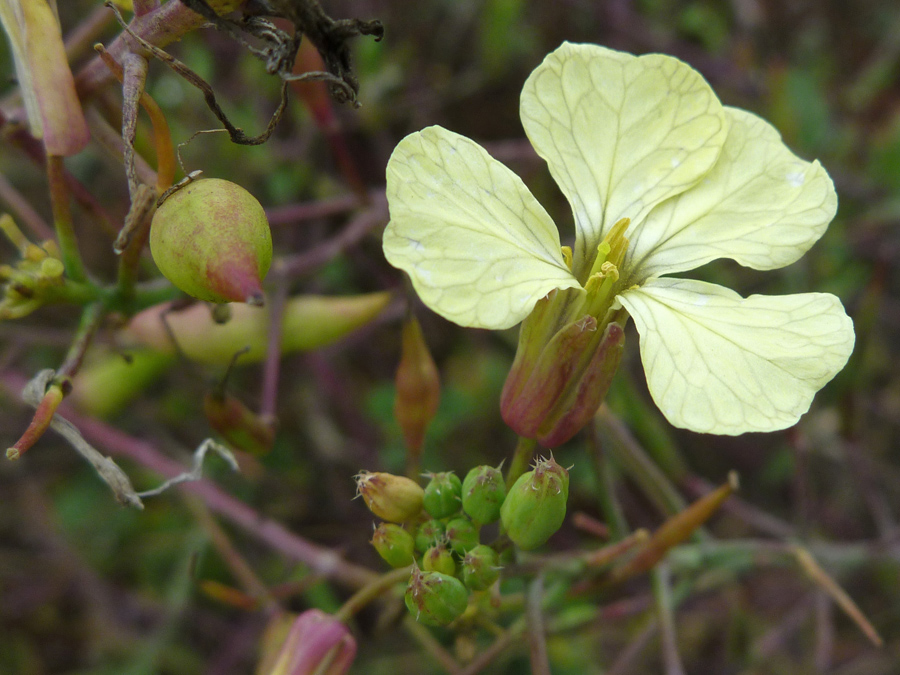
<box><xmin>462</xmin><ymin>545</ymin><xmax>500</xmax><ymax>591</ymax></box>
<box><xmin>445</xmin><ymin>517</ymin><xmax>479</xmax><ymax>556</ymax></box>
<box><xmin>404</xmin><ymin>567</ymin><xmax>469</xmax><ymax>626</ymax></box>
<box><xmin>461</xmin><ymin>465</ymin><xmax>506</xmax><ymax>525</ymax></box>
<box><xmin>422</xmin><ymin>543</ymin><xmax>456</xmax><ymax>576</ymax></box>
<box><xmin>261</xmin><ymin>609</ymin><xmax>356</xmax><ymax>675</ymax></box>
<box><xmin>371</xmin><ymin>523</ymin><xmax>416</xmax><ymax>568</ymax></box>
<box><xmin>355</xmin><ymin>471</ymin><xmax>424</xmax><ymax>523</ymax></box>
<box><xmin>394</xmin><ymin>315</ymin><xmax>441</xmax><ymax>457</ymax></box>
<box><xmin>150</xmin><ymin>179</ymin><xmax>272</xmax><ymax>305</ymax></box>
<box><xmin>422</xmin><ymin>471</ymin><xmax>461</xmax><ymax>519</ymax></box>
<box><xmin>203</xmin><ymin>392</ymin><xmax>275</xmax><ymax>456</ymax></box>
<box><xmin>414</xmin><ymin>519</ymin><xmax>445</xmax><ymax>553</ymax></box>
<box><xmin>500</xmin><ymin>457</ymin><xmax>569</xmax><ymax>550</ymax></box>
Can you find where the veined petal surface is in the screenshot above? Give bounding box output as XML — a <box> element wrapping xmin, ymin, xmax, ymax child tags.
<box><xmin>383</xmin><ymin>126</ymin><xmax>581</xmax><ymax>330</ymax></box>
<box><xmin>618</xmin><ymin>278</ymin><xmax>854</xmax><ymax>435</ymax></box>
<box><xmin>626</xmin><ymin>108</ymin><xmax>837</xmax><ymax>281</ymax></box>
<box><xmin>520</xmin><ymin>42</ymin><xmax>728</xmax><ymax>275</ymax></box>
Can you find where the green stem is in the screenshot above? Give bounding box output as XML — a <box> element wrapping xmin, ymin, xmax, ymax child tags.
<box><xmin>587</xmin><ymin>419</ymin><xmax>629</xmax><ymax>540</ymax></box>
<box><xmin>333</xmin><ymin>565</ymin><xmax>411</xmax><ymax>623</ymax></box>
<box><xmin>596</xmin><ymin>405</ymin><xmax>686</xmax><ymax>517</ymax></box>
<box><xmin>506</xmin><ymin>436</ymin><xmax>538</xmax><ymax>489</ymax></box>
<box><xmin>47</xmin><ymin>155</ymin><xmax>87</xmax><ymax>283</ymax></box>
<box><xmin>58</xmin><ymin>302</ymin><xmax>106</xmax><ymax>379</ymax></box>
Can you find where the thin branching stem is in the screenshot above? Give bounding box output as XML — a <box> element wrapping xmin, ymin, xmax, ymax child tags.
<box><xmin>46</xmin><ymin>155</ymin><xmax>86</xmax><ymax>283</ymax></box>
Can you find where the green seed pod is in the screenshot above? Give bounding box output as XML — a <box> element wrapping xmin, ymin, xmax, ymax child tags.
<box><xmin>404</xmin><ymin>567</ymin><xmax>469</xmax><ymax>627</ymax></box>
<box><xmin>422</xmin><ymin>471</ymin><xmax>462</xmax><ymax>519</ymax></box>
<box><xmin>414</xmin><ymin>519</ymin><xmax>445</xmax><ymax>553</ymax></box>
<box><xmin>150</xmin><ymin>178</ymin><xmax>273</xmax><ymax>305</ymax></box>
<box><xmin>371</xmin><ymin>523</ymin><xmax>416</xmax><ymax>569</ymax></box>
<box><xmin>461</xmin><ymin>465</ymin><xmax>506</xmax><ymax>525</ymax></box>
<box><xmin>445</xmin><ymin>517</ymin><xmax>479</xmax><ymax>556</ymax></box>
<box><xmin>422</xmin><ymin>543</ymin><xmax>456</xmax><ymax>576</ymax></box>
<box><xmin>462</xmin><ymin>545</ymin><xmax>500</xmax><ymax>591</ymax></box>
<box><xmin>355</xmin><ymin>471</ymin><xmax>424</xmax><ymax>523</ymax></box>
<box><xmin>500</xmin><ymin>457</ymin><xmax>569</xmax><ymax>551</ymax></box>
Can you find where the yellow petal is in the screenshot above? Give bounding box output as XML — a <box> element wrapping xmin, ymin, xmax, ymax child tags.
<box><xmin>618</xmin><ymin>278</ymin><xmax>854</xmax><ymax>435</ymax></box>
<box><xmin>383</xmin><ymin>126</ymin><xmax>581</xmax><ymax>329</ymax></box>
<box><xmin>626</xmin><ymin>108</ymin><xmax>837</xmax><ymax>280</ymax></box>
<box><xmin>520</xmin><ymin>42</ymin><xmax>728</xmax><ymax>276</ymax></box>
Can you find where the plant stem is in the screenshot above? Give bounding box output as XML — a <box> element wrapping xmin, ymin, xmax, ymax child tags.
<box><xmin>587</xmin><ymin>418</ymin><xmax>629</xmax><ymax>540</ymax></box>
<box><xmin>58</xmin><ymin>302</ymin><xmax>105</xmax><ymax>379</ymax></box>
<box><xmin>47</xmin><ymin>155</ymin><xmax>86</xmax><ymax>283</ymax></box>
<box><xmin>506</xmin><ymin>435</ymin><xmax>537</xmax><ymax>489</ymax></box>
<box><xmin>652</xmin><ymin>563</ymin><xmax>685</xmax><ymax>675</ymax></box>
<box><xmin>334</xmin><ymin>566</ymin><xmax>411</xmax><ymax>623</ymax></box>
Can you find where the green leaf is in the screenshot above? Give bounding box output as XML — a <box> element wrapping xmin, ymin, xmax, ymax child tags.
<box><xmin>383</xmin><ymin>126</ymin><xmax>581</xmax><ymax>329</ymax></box>
<box><xmin>626</xmin><ymin>107</ymin><xmax>837</xmax><ymax>281</ymax></box>
<box><xmin>618</xmin><ymin>278</ymin><xmax>855</xmax><ymax>434</ymax></box>
<box><xmin>520</xmin><ymin>42</ymin><xmax>728</xmax><ymax>275</ymax></box>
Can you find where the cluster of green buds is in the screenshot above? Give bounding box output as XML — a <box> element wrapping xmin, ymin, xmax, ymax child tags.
<box><xmin>0</xmin><ymin>214</ymin><xmax>66</xmax><ymax>320</ymax></box>
<box><xmin>357</xmin><ymin>458</ymin><xmax>569</xmax><ymax>626</ymax></box>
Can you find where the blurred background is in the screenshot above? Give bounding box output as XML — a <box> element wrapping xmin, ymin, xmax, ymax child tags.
<box><xmin>0</xmin><ymin>0</ymin><xmax>898</xmax><ymax>673</ymax></box>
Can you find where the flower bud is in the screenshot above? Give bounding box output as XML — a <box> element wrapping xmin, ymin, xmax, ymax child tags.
<box><xmin>422</xmin><ymin>471</ymin><xmax>462</xmax><ymax>519</ymax></box>
<box><xmin>150</xmin><ymin>178</ymin><xmax>273</xmax><ymax>305</ymax></box>
<box><xmin>395</xmin><ymin>315</ymin><xmax>441</xmax><ymax>458</ymax></box>
<box><xmin>461</xmin><ymin>545</ymin><xmax>500</xmax><ymax>591</ymax></box>
<box><xmin>422</xmin><ymin>543</ymin><xmax>456</xmax><ymax>576</ymax></box>
<box><xmin>355</xmin><ymin>471</ymin><xmax>424</xmax><ymax>523</ymax></box>
<box><xmin>414</xmin><ymin>519</ymin><xmax>445</xmax><ymax>553</ymax></box>
<box><xmin>371</xmin><ymin>523</ymin><xmax>416</xmax><ymax>568</ymax></box>
<box><xmin>461</xmin><ymin>465</ymin><xmax>506</xmax><ymax>525</ymax></box>
<box><xmin>203</xmin><ymin>391</ymin><xmax>275</xmax><ymax>456</ymax></box>
<box><xmin>404</xmin><ymin>567</ymin><xmax>469</xmax><ymax>627</ymax></box>
<box><xmin>500</xmin><ymin>457</ymin><xmax>569</xmax><ymax>550</ymax></box>
<box><xmin>445</xmin><ymin>517</ymin><xmax>479</xmax><ymax>556</ymax></box>
<box><xmin>260</xmin><ymin>609</ymin><xmax>356</xmax><ymax>675</ymax></box>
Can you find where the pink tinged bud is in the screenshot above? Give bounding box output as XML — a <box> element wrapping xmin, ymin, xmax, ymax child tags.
<box><xmin>394</xmin><ymin>316</ymin><xmax>441</xmax><ymax>458</ymax></box>
<box><xmin>150</xmin><ymin>179</ymin><xmax>273</xmax><ymax>305</ymax></box>
<box><xmin>264</xmin><ymin>610</ymin><xmax>357</xmax><ymax>675</ymax></box>
<box><xmin>0</xmin><ymin>0</ymin><xmax>90</xmax><ymax>156</ymax></box>
<box><xmin>501</xmin><ymin>318</ymin><xmax>625</xmax><ymax>447</ymax></box>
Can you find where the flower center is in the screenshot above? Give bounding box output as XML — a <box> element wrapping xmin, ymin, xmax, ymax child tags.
<box><xmin>581</xmin><ymin>217</ymin><xmax>630</xmax><ymax>321</ymax></box>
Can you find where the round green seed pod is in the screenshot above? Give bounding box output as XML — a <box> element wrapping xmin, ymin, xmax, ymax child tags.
<box><xmin>422</xmin><ymin>544</ymin><xmax>456</xmax><ymax>576</ymax></box>
<box><xmin>150</xmin><ymin>178</ymin><xmax>272</xmax><ymax>304</ymax></box>
<box><xmin>422</xmin><ymin>472</ymin><xmax>462</xmax><ymax>519</ymax></box>
<box><xmin>462</xmin><ymin>545</ymin><xmax>500</xmax><ymax>591</ymax></box>
<box><xmin>405</xmin><ymin>568</ymin><xmax>469</xmax><ymax>626</ymax></box>
<box><xmin>445</xmin><ymin>517</ymin><xmax>479</xmax><ymax>556</ymax></box>
<box><xmin>371</xmin><ymin>523</ymin><xmax>415</xmax><ymax>568</ymax></box>
<box><xmin>414</xmin><ymin>519</ymin><xmax>445</xmax><ymax>553</ymax></box>
<box><xmin>461</xmin><ymin>465</ymin><xmax>506</xmax><ymax>525</ymax></box>
<box><xmin>500</xmin><ymin>457</ymin><xmax>569</xmax><ymax>551</ymax></box>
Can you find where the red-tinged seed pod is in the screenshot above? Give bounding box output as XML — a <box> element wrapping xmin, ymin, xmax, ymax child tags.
<box><xmin>150</xmin><ymin>178</ymin><xmax>273</xmax><ymax>305</ymax></box>
<box><xmin>404</xmin><ymin>567</ymin><xmax>469</xmax><ymax>627</ymax></box>
<box><xmin>203</xmin><ymin>392</ymin><xmax>275</xmax><ymax>456</ymax></box>
<box><xmin>422</xmin><ymin>543</ymin><xmax>456</xmax><ymax>576</ymax></box>
<box><xmin>500</xmin><ymin>457</ymin><xmax>569</xmax><ymax>551</ymax></box>
<box><xmin>354</xmin><ymin>471</ymin><xmax>424</xmax><ymax>523</ymax></box>
<box><xmin>394</xmin><ymin>315</ymin><xmax>440</xmax><ymax>459</ymax></box>
<box><xmin>462</xmin><ymin>545</ymin><xmax>500</xmax><ymax>591</ymax></box>
<box><xmin>422</xmin><ymin>471</ymin><xmax>462</xmax><ymax>519</ymax></box>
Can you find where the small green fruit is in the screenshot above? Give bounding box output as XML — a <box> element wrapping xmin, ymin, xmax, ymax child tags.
<box><xmin>422</xmin><ymin>471</ymin><xmax>462</xmax><ymax>519</ymax></box>
<box><xmin>414</xmin><ymin>519</ymin><xmax>445</xmax><ymax>553</ymax></box>
<box><xmin>405</xmin><ymin>568</ymin><xmax>468</xmax><ymax>626</ymax></box>
<box><xmin>445</xmin><ymin>517</ymin><xmax>479</xmax><ymax>556</ymax></box>
<box><xmin>422</xmin><ymin>544</ymin><xmax>456</xmax><ymax>576</ymax></box>
<box><xmin>371</xmin><ymin>523</ymin><xmax>416</xmax><ymax>568</ymax></box>
<box><xmin>500</xmin><ymin>457</ymin><xmax>569</xmax><ymax>550</ymax></box>
<box><xmin>461</xmin><ymin>465</ymin><xmax>506</xmax><ymax>525</ymax></box>
<box><xmin>462</xmin><ymin>545</ymin><xmax>500</xmax><ymax>591</ymax></box>
<box><xmin>150</xmin><ymin>178</ymin><xmax>273</xmax><ymax>304</ymax></box>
